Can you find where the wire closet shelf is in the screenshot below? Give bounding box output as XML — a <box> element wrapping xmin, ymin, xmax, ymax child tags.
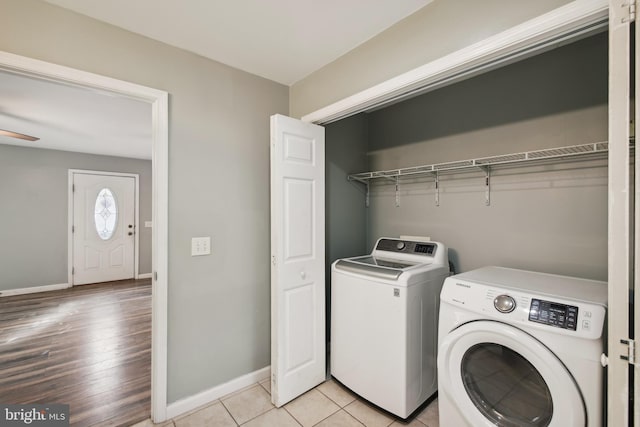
<box><xmin>347</xmin><ymin>142</ymin><xmax>609</xmax><ymax>207</ymax></box>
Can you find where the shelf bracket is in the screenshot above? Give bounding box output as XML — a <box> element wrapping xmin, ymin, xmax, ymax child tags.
<box><xmin>395</xmin><ymin>177</ymin><xmax>400</xmax><ymax>207</ymax></box>
<box><xmin>433</xmin><ymin>171</ymin><xmax>440</xmax><ymax>207</ymax></box>
<box><xmin>365</xmin><ymin>181</ymin><xmax>370</xmax><ymax>208</ymax></box>
<box><xmin>480</xmin><ymin>166</ymin><xmax>491</xmax><ymax>206</ymax></box>
<box><xmin>347</xmin><ymin>175</ymin><xmax>371</xmax><ymax>208</ymax></box>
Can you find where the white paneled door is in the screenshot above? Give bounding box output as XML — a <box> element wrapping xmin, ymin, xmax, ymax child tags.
<box><xmin>72</xmin><ymin>172</ymin><xmax>137</xmax><ymax>285</ymax></box>
<box><xmin>270</xmin><ymin>114</ymin><xmax>325</xmax><ymax>407</ymax></box>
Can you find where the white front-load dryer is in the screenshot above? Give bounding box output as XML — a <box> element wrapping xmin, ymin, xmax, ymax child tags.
<box><xmin>331</xmin><ymin>238</ymin><xmax>449</xmax><ymax>418</ymax></box>
<box><xmin>437</xmin><ymin>267</ymin><xmax>607</xmax><ymax>427</ymax></box>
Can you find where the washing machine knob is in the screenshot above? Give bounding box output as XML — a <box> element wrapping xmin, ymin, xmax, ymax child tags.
<box><xmin>494</xmin><ymin>295</ymin><xmax>516</xmax><ymax>313</ymax></box>
<box><xmin>396</xmin><ymin>241</ymin><xmax>406</xmax><ymax>250</ymax></box>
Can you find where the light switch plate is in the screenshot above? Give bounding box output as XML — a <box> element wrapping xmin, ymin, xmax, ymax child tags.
<box><xmin>191</xmin><ymin>237</ymin><xmax>211</xmax><ymax>256</ymax></box>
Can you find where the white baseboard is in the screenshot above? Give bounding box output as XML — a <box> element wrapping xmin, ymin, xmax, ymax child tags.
<box><xmin>0</xmin><ymin>283</ymin><xmax>71</xmax><ymax>297</ymax></box>
<box><xmin>137</xmin><ymin>273</ymin><xmax>153</xmax><ymax>279</ymax></box>
<box><xmin>165</xmin><ymin>366</ymin><xmax>270</xmax><ymax>420</ymax></box>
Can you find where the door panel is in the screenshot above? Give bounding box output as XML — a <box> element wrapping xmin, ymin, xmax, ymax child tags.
<box><xmin>285</xmin><ymin>284</ymin><xmax>315</xmax><ymax>371</ymax></box>
<box><xmin>271</xmin><ymin>114</ymin><xmax>325</xmax><ymax>407</ymax></box>
<box><xmin>73</xmin><ymin>172</ymin><xmax>136</xmax><ymax>285</ymax></box>
<box><xmin>110</xmin><ymin>245</ymin><xmax>125</xmax><ymax>266</ymax></box>
<box><xmin>284</xmin><ymin>178</ymin><xmax>314</xmax><ymax>259</ymax></box>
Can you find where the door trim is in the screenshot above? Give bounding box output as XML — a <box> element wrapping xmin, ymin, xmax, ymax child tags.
<box><xmin>0</xmin><ymin>51</ymin><xmax>170</xmax><ymax>422</ymax></box>
<box><xmin>68</xmin><ymin>170</ymin><xmax>140</xmax><ymax>285</ymax></box>
<box><xmin>608</xmin><ymin>0</ymin><xmax>633</xmax><ymax>424</ymax></box>
<box><xmin>301</xmin><ymin>0</ymin><xmax>608</xmax><ymax>124</ymax></box>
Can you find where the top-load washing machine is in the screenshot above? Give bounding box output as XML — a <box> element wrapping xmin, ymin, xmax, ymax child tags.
<box><xmin>438</xmin><ymin>266</ymin><xmax>607</xmax><ymax>427</ymax></box>
<box><xmin>331</xmin><ymin>238</ymin><xmax>449</xmax><ymax>418</ymax></box>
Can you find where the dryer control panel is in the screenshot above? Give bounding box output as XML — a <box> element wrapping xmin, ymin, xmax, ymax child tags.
<box><xmin>529</xmin><ymin>299</ymin><xmax>578</xmax><ymax>331</ymax></box>
<box><xmin>440</xmin><ymin>270</ymin><xmax>606</xmax><ymax>340</ymax></box>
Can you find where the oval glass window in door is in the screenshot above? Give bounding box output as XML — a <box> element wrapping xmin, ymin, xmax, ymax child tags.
<box><xmin>461</xmin><ymin>343</ymin><xmax>553</xmax><ymax>427</ymax></box>
<box><xmin>94</xmin><ymin>188</ymin><xmax>118</xmax><ymax>240</ymax></box>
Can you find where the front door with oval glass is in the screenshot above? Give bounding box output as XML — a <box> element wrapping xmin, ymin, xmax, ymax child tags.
<box><xmin>72</xmin><ymin>172</ymin><xmax>136</xmax><ymax>285</ymax></box>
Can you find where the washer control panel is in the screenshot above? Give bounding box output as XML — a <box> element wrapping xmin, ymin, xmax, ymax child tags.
<box><xmin>376</xmin><ymin>238</ymin><xmax>436</xmax><ymax>256</ymax></box>
<box><xmin>528</xmin><ymin>299</ymin><xmax>578</xmax><ymax>331</ymax></box>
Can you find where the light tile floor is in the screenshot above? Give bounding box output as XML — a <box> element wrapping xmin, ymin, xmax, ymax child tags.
<box><xmin>132</xmin><ymin>379</ymin><xmax>439</xmax><ymax>427</ymax></box>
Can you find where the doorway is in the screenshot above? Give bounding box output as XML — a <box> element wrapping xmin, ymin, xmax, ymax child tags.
<box><xmin>0</xmin><ymin>51</ymin><xmax>169</xmax><ymax>421</ymax></box>
<box><xmin>271</xmin><ymin>0</ymin><xmax>610</xmax><ymax>413</ymax></box>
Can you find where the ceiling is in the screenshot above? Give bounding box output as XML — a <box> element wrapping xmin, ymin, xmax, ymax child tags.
<box><xmin>1</xmin><ymin>1</ymin><xmax>432</xmax><ymax>158</ymax></box>
<box><xmin>41</xmin><ymin>0</ymin><xmax>433</xmax><ymax>85</ymax></box>
<box><xmin>0</xmin><ymin>70</ymin><xmax>152</xmax><ymax>159</ymax></box>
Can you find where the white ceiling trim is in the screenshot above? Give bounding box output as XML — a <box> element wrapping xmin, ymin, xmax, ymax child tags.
<box><xmin>302</xmin><ymin>0</ymin><xmax>608</xmax><ymax>125</ymax></box>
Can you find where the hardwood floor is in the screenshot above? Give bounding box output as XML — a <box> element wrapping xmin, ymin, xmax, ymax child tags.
<box><xmin>0</xmin><ymin>279</ymin><xmax>151</xmax><ymax>426</ymax></box>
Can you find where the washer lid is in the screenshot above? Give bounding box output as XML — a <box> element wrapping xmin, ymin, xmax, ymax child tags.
<box><xmin>334</xmin><ymin>256</ymin><xmax>417</xmax><ymax>280</ymax></box>
<box><xmin>438</xmin><ymin>320</ymin><xmax>586</xmax><ymax>427</ymax></box>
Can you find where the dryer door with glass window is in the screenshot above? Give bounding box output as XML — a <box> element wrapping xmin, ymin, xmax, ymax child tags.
<box><xmin>438</xmin><ymin>320</ymin><xmax>585</xmax><ymax>427</ymax></box>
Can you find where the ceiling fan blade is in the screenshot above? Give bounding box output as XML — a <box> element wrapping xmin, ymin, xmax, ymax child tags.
<box><xmin>0</xmin><ymin>129</ymin><xmax>39</xmax><ymax>141</ymax></box>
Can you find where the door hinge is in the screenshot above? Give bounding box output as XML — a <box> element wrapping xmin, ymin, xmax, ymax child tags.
<box><xmin>620</xmin><ymin>338</ymin><xmax>636</xmax><ymax>365</ymax></box>
<box><xmin>72</xmin><ymin>225</ymin><xmax>75</xmax><ymax>233</ymax></box>
<box><xmin>72</xmin><ymin>184</ymin><xmax>75</xmax><ymax>192</ymax></box>
<box><xmin>153</xmin><ymin>271</ymin><xmax>158</xmax><ymax>281</ymax></box>
<box><xmin>72</xmin><ymin>267</ymin><xmax>75</xmax><ymax>275</ymax></box>
<box><xmin>622</xmin><ymin>1</ymin><xmax>636</xmax><ymax>22</ymax></box>
<box><xmin>272</xmin><ymin>255</ymin><xmax>276</xmax><ymax>266</ymax></box>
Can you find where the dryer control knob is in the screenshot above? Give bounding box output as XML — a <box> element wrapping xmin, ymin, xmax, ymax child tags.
<box><xmin>494</xmin><ymin>295</ymin><xmax>516</xmax><ymax>313</ymax></box>
<box><xmin>396</xmin><ymin>241</ymin><xmax>406</xmax><ymax>250</ymax></box>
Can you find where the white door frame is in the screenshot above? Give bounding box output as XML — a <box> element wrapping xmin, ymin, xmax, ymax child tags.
<box><xmin>0</xmin><ymin>51</ymin><xmax>170</xmax><ymax>422</ymax></box>
<box><xmin>296</xmin><ymin>0</ymin><xmax>615</xmax><ymax>421</ymax></box>
<box><xmin>301</xmin><ymin>0</ymin><xmax>608</xmax><ymax>125</ymax></box>
<box><xmin>68</xmin><ymin>169</ymin><xmax>141</xmax><ymax>285</ymax></box>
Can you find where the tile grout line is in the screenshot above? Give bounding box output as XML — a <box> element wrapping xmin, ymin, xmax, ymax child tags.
<box><xmin>220</xmin><ymin>398</ymin><xmax>242</xmax><ymax>426</ymax></box>
<box><xmin>343</xmin><ymin>402</ymin><xmax>394</xmax><ymax>427</ymax></box>
<box><xmin>237</xmin><ymin>407</ymin><xmax>278</xmax><ymax>426</ymax></box>
<box><xmin>308</xmin><ymin>405</ymin><xmax>341</xmax><ymax>427</ymax></box>
<box><xmin>281</xmin><ymin>405</ymin><xmax>303</xmax><ymax>427</ymax></box>
<box><xmin>219</xmin><ymin>399</ymin><xmax>240</xmax><ymax>426</ymax></box>
<box><xmin>258</xmin><ymin>381</ymin><xmax>270</xmax><ymax>395</ymax></box>
<box><xmin>314</xmin><ymin>384</ymin><xmax>354</xmax><ymax>409</ymax></box>
<box><xmin>313</xmin><ymin>386</ymin><xmax>341</xmax><ymax>407</ymax></box>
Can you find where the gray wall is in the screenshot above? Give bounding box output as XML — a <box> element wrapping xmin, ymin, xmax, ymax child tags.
<box><xmin>325</xmin><ymin>114</ymin><xmax>369</xmax><ymax>271</ymax></box>
<box><xmin>324</xmin><ymin>114</ymin><xmax>369</xmax><ymax>339</ymax></box>
<box><xmin>0</xmin><ymin>0</ymin><xmax>288</xmax><ymax>403</ymax></box>
<box><xmin>0</xmin><ymin>144</ymin><xmax>152</xmax><ymax>290</ymax></box>
<box><xmin>364</xmin><ymin>33</ymin><xmax>608</xmax><ymax>281</ymax></box>
<box><xmin>290</xmin><ymin>0</ymin><xmax>574</xmax><ymax>118</ymax></box>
